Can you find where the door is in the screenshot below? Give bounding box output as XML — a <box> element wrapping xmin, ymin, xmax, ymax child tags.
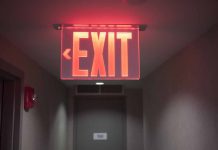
<box><xmin>74</xmin><ymin>96</ymin><xmax>126</xmax><ymax>150</ymax></box>
<box><xmin>0</xmin><ymin>60</ymin><xmax>22</xmax><ymax>150</ymax></box>
<box><xmin>0</xmin><ymin>77</ymin><xmax>21</xmax><ymax>150</ymax></box>
<box><xmin>0</xmin><ymin>79</ymin><xmax>3</xmax><ymax>133</ymax></box>
<box><xmin>1</xmin><ymin>80</ymin><xmax>15</xmax><ymax>150</ymax></box>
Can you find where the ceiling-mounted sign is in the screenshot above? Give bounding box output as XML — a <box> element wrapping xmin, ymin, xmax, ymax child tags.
<box><xmin>60</xmin><ymin>24</ymin><xmax>143</xmax><ymax>80</ymax></box>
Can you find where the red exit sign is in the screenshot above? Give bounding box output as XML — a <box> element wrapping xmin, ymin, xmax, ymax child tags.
<box><xmin>60</xmin><ymin>24</ymin><xmax>141</xmax><ymax>80</ymax></box>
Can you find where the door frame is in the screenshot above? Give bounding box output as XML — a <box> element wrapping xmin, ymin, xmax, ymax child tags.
<box><xmin>73</xmin><ymin>95</ymin><xmax>127</xmax><ymax>150</ymax></box>
<box><xmin>0</xmin><ymin>59</ymin><xmax>23</xmax><ymax>150</ymax></box>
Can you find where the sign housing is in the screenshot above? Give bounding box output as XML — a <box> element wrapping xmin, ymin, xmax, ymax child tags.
<box><xmin>60</xmin><ymin>24</ymin><xmax>140</xmax><ymax>80</ymax></box>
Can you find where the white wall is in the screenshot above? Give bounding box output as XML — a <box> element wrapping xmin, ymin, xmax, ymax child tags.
<box><xmin>143</xmin><ymin>25</ymin><xmax>218</xmax><ymax>150</ymax></box>
<box><xmin>0</xmin><ymin>36</ymin><xmax>68</xmax><ymax>150</ymax></box>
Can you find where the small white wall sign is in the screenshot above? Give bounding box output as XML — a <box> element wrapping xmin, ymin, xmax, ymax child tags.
<box><xmin>93</xmin><ymin>133</ymin><xmax>108</xmax><ymax>140</ymax></box>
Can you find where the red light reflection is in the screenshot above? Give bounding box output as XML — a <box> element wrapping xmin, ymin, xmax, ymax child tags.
<box><xmin>72</xmin><ymin>32</ymin><xmax>89</xmax><ymax>77</ymax></box>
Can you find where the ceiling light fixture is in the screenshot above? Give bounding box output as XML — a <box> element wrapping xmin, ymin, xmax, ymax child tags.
<box><xmin>96</xmin><ymin>82</ymin><xmax>104</xmax><ymax>85</ymax></box>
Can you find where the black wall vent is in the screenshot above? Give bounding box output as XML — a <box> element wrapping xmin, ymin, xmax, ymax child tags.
<box><xmin>77</xmin><ymin>85</ymin><xmax>99</xmax><ymax>93</ymax></box>
<box><xmin>101</xmin><ymin>85</ymin><xmax>123</xmax><ymax>93</ymax></box>
<box><xmin>76</xmin><ymin>85</ymin><xmax>123</xmax><ymax>95</ymax></box>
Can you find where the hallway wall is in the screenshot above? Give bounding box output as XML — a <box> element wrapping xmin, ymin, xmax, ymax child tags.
<box><xmin>0</xmin><ymin>36</ymin><xmax>68</xmax><ymax>150</ymax></box>
<box><xmin>125</xmin><ymin>89</ymin><xmax>143</xmax><ymax>150</ymax></box>
<box><xmin>67</xmin><ymin>88</ymin><xmax>144</xmax><ymax>150</ymax></box>
<box><xmin>143</xmin><ymin>25</ymin><xmax>218</xmax><ymax>150</ymax></box>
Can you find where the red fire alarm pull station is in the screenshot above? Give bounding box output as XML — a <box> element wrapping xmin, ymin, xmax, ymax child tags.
<box><xmin>57</xmin><ymin>24</ymin><xmax>145</xmax><ymax>80</ymax></box>
<box><xmin>24</xmin><ymin>86</ymin><xmax>36</xmax><ymax>111</ymax></box>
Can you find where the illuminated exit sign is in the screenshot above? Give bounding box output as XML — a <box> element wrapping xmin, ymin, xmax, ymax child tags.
<box><xmin>57</xmin><ymin>24</ymin><xmax>145</xmax><ymax>80</ymax></box>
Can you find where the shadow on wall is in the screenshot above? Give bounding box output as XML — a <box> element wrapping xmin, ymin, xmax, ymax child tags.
<box><xmin>143</xmin><ymin>25</ymin><xmax>218</xmax><ymax>150</ymax></box>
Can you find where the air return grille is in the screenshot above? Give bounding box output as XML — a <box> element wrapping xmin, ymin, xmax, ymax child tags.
<box><xmin>76</xmin><ymin>85</ymin><xmax>123</xmax><ymax>95</ymax></box>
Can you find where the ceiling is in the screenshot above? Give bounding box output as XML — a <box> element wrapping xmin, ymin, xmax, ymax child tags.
<box><xmin>0</xmin><ymin>0</ymin><xmax>217</xmax><ymax>88</ymax></box>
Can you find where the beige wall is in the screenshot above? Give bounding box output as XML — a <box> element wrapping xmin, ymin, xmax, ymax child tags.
<box><xmin>143</xmin><ymin>25</ymin><xmax>218</xmax><ymax>150</ymax></box>
<box><xmin>0</xmin><ymin>36</ymin><xmax>68</xmax><ymax>150</ymax></box>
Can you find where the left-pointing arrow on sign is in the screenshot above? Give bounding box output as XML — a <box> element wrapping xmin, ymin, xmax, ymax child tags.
<box><xmin>63</xmin><ymin>48</ymin><xmax>72</xmax><ymax>60</ymax></box>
